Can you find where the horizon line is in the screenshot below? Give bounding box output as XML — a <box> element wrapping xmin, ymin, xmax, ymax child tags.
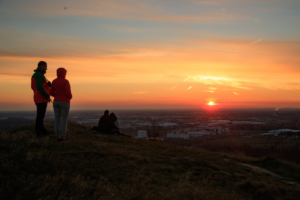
<box><xmin>1</xmin><ymin>107</ymin><xmax>300</xmax><ymax>112</ymax></box>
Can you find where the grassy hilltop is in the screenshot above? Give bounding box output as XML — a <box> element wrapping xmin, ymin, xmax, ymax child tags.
<box><xmin>0</xmin><ymin>123</ymin><xmax>300</xmax><ymax>200</ymax></box>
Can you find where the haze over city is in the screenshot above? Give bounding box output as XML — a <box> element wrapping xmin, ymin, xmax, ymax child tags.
<box><xmin>0</xmin><ymin>0</ymin><xmax>300</xmax><ymax>111</ymax></box>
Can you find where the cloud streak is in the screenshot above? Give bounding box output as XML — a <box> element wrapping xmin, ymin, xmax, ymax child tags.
<box><xmin>247</xmin><ymin>39</ymin><xmax>263</xmax><ymax>46</ymax></box>
<box><xmin>187</xmin><ymin>85</ymin><xmax>194</xmax><ymax>90</ymax></box>
<box><xmin>149</xmin><ymin>76</ymin><xmax>163</xmax><ymax>82</ymax></box>
<box><xmin>184</xmin><ymin>76</ymin><xmax>191</xmax><ymax>82</ymax></box>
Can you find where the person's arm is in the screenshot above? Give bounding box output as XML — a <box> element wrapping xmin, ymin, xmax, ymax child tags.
<box><xmin>31</xmin><ymin>79</ymin><xmax>35</xmax><ymax>91</ymax></box>
<box><xmin>36</xmin><ymin>74</ymin><xmax>50</xmax><ymax>100</ymax></box>
<box><xmin>65</xmin><ymin>80</ymin><xmax>73</xmax><ymax>99</ymax></box>
<box><xmin>50</xmin><ymin>82</ymin><xmax>55</xmax><ymax>97</ymax></box>
<box><xmin>115</xmin><ymin>119</ymin><xmax>120</xmax><ymax>129</ymax></box>
<box><xmin>98</xmin><ymin>117</ymin><xmax>103</xmax><ymax>128</ymax></box>
<box><xmin>110</xmin><ymin>120</ymin><xmax>118</xmax><ymax>129</ymax></box>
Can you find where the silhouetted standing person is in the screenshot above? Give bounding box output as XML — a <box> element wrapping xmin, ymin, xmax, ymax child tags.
<box><xmin>31</xmin><ymin>61</ymin><xmax>52</xmax><ymax>137</ymax></box>
<box><xmin>50</xmin><ymin>68</ymin><xmax>72</xmax><ymax>142</ymax></box>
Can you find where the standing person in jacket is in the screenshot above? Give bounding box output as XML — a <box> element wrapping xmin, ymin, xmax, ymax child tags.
<box><xmin>31</xmin><ymin>61</ymin><xmax>52</xmax><ymax>137</ymax></box>
<box><xmin>50</xmin><ymin>68</ymin><xmax>72</xmax><ymax>142</ymax></box>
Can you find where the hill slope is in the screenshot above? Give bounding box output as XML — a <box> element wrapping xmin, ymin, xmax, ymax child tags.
<box><xmin>0</xmin><ymin>123</ymin><xmax>299</xmax><ymax>200</ymax></box>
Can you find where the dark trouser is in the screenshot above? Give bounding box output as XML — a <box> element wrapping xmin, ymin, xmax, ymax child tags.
<box><xmin>35</xmin><ymin>102</ymin><xmax>47</xmax><ymax>135</ymax></box>
<box><xmin>110</xmin><ymin>129</ymin><xmax>122</xmax><ymax>134</ymax></box>
<box><xmin>111</xmin><ymin>129</ymin><xmax>130</xmax><ymax>137</ymax></box>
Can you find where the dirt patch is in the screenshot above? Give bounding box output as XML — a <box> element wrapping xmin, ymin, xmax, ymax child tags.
<box><xmin>239</xmin><ymin>163</ymin><xmax>298</xmax><ymax>186</ymax></box>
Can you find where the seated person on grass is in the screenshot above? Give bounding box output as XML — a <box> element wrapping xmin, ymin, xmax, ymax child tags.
<box><xmin>110</xmin><ymin>112</ymin><xmax>131</xmax><ymax>137</ymax></box>
<box><xmin>93</xmin><ymin>110</ymin><xmax>119</xmax><ymax>134</ymax></box>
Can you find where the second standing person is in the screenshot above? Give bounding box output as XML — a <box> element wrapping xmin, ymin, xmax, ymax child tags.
<box><xmin>50</xmin><ymin>68</ymin><xmax>72</xmax><ymax>142</ymax></box>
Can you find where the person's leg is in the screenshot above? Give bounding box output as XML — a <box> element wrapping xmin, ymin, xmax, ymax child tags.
<box><xmin>35</xmin><ymin>104</ymin><xmax>40</xmax><ymax>134</ymax></box>
<box><xmin>40</xmin><ymin>102</ymin><xmax>48</xmax><ymax>134</ymax></box>
<box><xmin>53</xmin><ymin>101</ymin><xmax>61</xmax><ymax>137</ymax></box>
<box><xmin>60</xmin><ymin>102</ymin><xmax>70</xmax><ymax>138</ymax></box>
<box><xmin>111</xmin><ymin>129</ymin><xmax>130</xmax><ymax>137</ymax></box>
<box><xmin>35</xmin><ymin>102</ymin><xmax>47</xmax><ymax>136</ymax></box>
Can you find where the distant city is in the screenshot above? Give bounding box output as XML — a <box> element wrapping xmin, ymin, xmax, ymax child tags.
<box><xmin>1</xmin><ymin>108</ymin><xmax>300</xmax><ymax>140</ymax></box>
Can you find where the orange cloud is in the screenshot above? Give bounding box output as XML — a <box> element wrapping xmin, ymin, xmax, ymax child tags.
<box><xmin>1</xmin><ymin>37</ymin><xmax>300</xmax><ymax>110</ymax></box>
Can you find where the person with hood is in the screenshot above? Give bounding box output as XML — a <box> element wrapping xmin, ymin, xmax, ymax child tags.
<box><xmin>50</xmin><ymin>68</ymin><xmax>72</xmax><ymax>142</ymax></box>
<box><xmin>31</xmin><ymin>61</ymin><xmax>52</xmax><ymax>137</ymax></box>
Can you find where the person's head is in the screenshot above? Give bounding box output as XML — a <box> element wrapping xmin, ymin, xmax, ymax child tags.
<box><xmin>57</xmin><ymin>68</ymin><xmax>67</xmax><ymax>78</ymax></box>
<box><xmin>38</xmin><ymin>61</ymin><xmax>47</xmax><ymax>72</ymax></box>
<box><xmin>104</xmin><ymin>110</ymin><xmax>110</xmax><ymax>116</ymax></box>
<box><xmin>110</xmin><ymin>113</ymin><xmax>117</xmax><ymax>121</ymax></box>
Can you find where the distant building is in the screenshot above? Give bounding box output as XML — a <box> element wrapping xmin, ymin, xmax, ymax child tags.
<box><xmin>231</xmin><ymin>121</ymin><xmax>266</xmax><ymax>125</ymax></box>
<box><xmin>213</xmin><ymin>127</ymin><xmax>229</xmax><ymax>134</ymax></box>
<box><xmin>187</xmin><ymin>129</ymin><xmax>211</xmax><ymax>138</ymax></box>
<box><xmin>136</xmin><ymin>130</ymin><xmax>147</xmax><ymax>139</ymax></box>
<box><xmin>161</xmin><ymin>123</ymin><xmax>178</xmax><ymax>127</ymax></box>
<box><xmin>208</xmin><ymin>120</ymin><xmax>230</xmax><ymax>126</ymax></box>
<box><xmin>261</xmin><ymin>129</ymin><xmax>300</xmax><ymax>137</ymax></box>
<box><xmin>136</xmin><ymin>122</ymin><xmax>152</xmax><ymax>127</ymax></box>
<box><xmin>167</xmin><ymin>132</ymin><xmax>189</xmax><ymax>139</ymax></box>
<box><xmin>185</xmin><ymin>127</ymin><xmax>228</xmax><ymax>138</ymax></box>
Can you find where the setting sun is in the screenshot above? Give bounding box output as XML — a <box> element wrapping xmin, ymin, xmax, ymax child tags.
<box><xmin>208</xmin><ymin>101</ymin><xmax>214</xmax><ymax>106</ymax></box>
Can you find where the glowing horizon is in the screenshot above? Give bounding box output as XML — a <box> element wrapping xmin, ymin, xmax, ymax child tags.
<box><xmin>0</xmin><ymin>0</ymin><xmax>300</xmax><ymax>111</ymax></box>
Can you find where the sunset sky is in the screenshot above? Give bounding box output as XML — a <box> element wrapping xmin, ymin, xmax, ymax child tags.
<box><xmin>0</xmin><ymin>0</ymin><xmax>300</xmax><ymax>111</ymax></box>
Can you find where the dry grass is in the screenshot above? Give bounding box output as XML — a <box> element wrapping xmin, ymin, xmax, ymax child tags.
<box><xmin>0</xmin><ymin>122</ymin><xmax>299</xmax><ymax>200</ymax></box>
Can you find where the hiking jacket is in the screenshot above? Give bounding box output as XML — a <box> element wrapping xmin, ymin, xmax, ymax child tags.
<box><xmin>31</xmin><ymin>67</ymin><xmax>50</xmax><ymax>103</ymax></box>
<box><xmin>50</xmin><ymin>68</ymin><xmax>72</xmax><ymax>104</ymax></box>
